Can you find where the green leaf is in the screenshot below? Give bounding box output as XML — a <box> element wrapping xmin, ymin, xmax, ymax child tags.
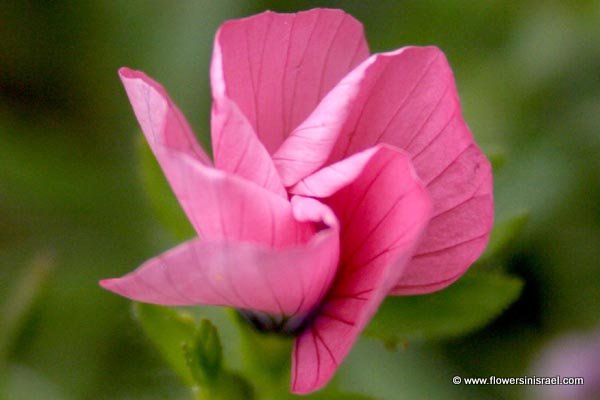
<box><xmin>132</xmin><ymin>303</ymin><xmax>196</xmax><ymax>385</ymax></box>
<box><xmin>480</xmin><ymin>211</ymin><xmax>529</xmax><ymax>262</ymax></box>
<box><xmin>184</xmin><ymin>319</ymin><xmax>223</xmax><ymax>386</ymax></box>
<box><xmin>137</xmin><ymin>137</ymin><xmax>195</xmax><ymax>240</ymax></box>
<box><xmin>365</xmin><ymin>269</ymin><xmax>523</xmax><ymax>345</ymax></box>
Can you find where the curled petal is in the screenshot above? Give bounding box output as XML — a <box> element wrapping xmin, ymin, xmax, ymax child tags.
<box><xmin>276</xmin><ymin>47</ymin><xmax>493</xmax><ymax>294</ymax></box>
<box><xmin>211</xmin><ymin>8</ymin><xmax>369</xmax><ymax>154</ymax></box>
<box><xmin>290</xmin><ymin>145</ymin><xmax>382</xmax><ymax>198</ymax></box>
<box><xmin>119</xmin><ymin>68</ymin><xmax>210</xmax><ymax>165</ymax></box>
<box><xmin>291</xmin><ymin>145</ymin><xmax>431</xmax><ymax>393</ymax></box>
<box><xmin>100</xmin><ymin>212</ymin><xmax>339</xmax><ymax>317</ymax></box>
<box><xmin>290</xmin><ymin>195</ymin><xmax>339</xmax><ymax>231</ymax></box>
<box><xmin>121</xmin><ymin>68</ymin><xmax>301</xmax><ymax>244</ymax></box>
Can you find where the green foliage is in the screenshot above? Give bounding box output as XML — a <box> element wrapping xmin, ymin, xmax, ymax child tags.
<box><xmin>133</xmin><ymin>304</ymin><xmax>254</xmax><ymax>399</ymax></box>
<box><xmin>132</xmin><ymin>303</ymin><xmax>198</xmax><ymax>385</ymax></box>
<box><xmin>230</xmin><ymin>311</ymin><xmax>292</xmax><ymax>378</ymax></box>
<box><xmin>184</xmin><ymin>320</ymin><xmax>223</xmax><ymax>386</ymax></box>
<box><xmin>365</xmin><ymin>269</ymin><xmax>523</xmax><ymax>346</ymax></box>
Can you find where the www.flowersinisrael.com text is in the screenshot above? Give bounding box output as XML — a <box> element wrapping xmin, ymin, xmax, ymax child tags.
<box><xmin>452</xmin><ymin>375</ymin><xmax>584</xmax><ymax>385</ymax></box>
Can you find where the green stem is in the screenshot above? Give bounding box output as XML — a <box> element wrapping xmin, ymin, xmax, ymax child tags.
<box><xmin>192</xmin><ymin>371</ymin><xmax>255</xmax><ymax>400</ymax></box>
<box><xmin>228</xmin><ymin>310</ymin><xmax>293</xmax><ymax>399</ymax></box>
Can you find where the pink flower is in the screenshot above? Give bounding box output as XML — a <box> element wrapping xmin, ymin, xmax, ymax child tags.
<box><xmin>100</xmin><ymin>8</ymin><xmax>493</xmax><ymax>394</ymax></box>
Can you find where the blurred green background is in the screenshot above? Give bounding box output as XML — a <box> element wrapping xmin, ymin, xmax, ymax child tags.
<box><xmin>1</xmin><ymin>1</ymin><xmax>599</xmax><ymax>399</ymax></box>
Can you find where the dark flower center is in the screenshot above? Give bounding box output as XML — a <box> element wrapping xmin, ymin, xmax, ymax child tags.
<box><xmin>238</xmin><ymin>309</ymin><xmax>316</xmax><ymax>336</ymax></box>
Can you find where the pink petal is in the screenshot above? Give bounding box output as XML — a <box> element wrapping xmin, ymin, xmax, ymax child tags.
<box><xmin>158</xmin><ymin>152</ymin><xmax>316</xmax><ymax>247</ymax></box>
<box><xmin>119</xmin><ymin>68</ymin><xmax>210</xmax><ymax>166</ymax></box>
<box><xmin>211</xmin><ymin>59</ymin><xmax>287</xmax><ymax>198</ymax></box>
<box><xmin>273</xmin><ymin>52</ymin><xmax>379</xmax><ymax>186</ymax></box>
<box><xmin>100</xmin><ymin>198</ymin><xmax>339</xmax><ymax>315</ymax></box>
<box><xmin>391</xmin><ymin>146</ymin><xmax>493</xmax><ymax>294</ymax></box>
<box><xmin>290</xmin><ymin>145</ymin><xmax>431</xmax><ymax>394</ymax></box>
<box><xmin>211</xmin><ymin>8</ymin><xmax>369</xmax><ymax>154</ymax></box>
<box><xmin>275</xmin><ymin>47</ymin><xmax>493</xmax><ymax>294</ymax></box>
<box><xmin>120</xmin><ymin>68</ymin><xmax>309</xmax><ymax>244</ymax></box>
<box><xmin>289</xmin><ymin>146</ymin><xmax>383</xmax><ymax>198</ymax></box>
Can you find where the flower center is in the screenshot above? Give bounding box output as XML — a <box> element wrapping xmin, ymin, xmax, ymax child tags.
<box><xmin>238</xmin><ymin>310</ymin><xmax>314</xmax><ymax>336</ymax></box>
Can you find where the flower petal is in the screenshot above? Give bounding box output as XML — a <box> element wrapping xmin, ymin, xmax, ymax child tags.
<box><xmin>211</xmin><ymin>8</ymin><xmax>369</xmax><ymax>154</ymax></box>
<box><xmin>160</xmin><ymin>152</ymin><xmax>317</xmax><ymax>246</ymax></box>
<box><xmin>119</xmin><ymin>67</ymin><xmax>211</xmax><ymax>165</ymax></box>
<box><xmin>100</xmin><ymin>200</ymin><xmax>339</xmax><ymax>316</ymax></box>
<box><xmin>289</xmin><ymin>145</ymin><xmax>383</xmax><ymax>198</ymax></box>
<box><xmin>276</xmin><ymin>47</ymin><xmax>493</xmax><ymax>294</ymax></box>
<box><xmin>272</xmin><ymin>52</ymin><xmax>378</xmax><ymax>186</ymax></box>
<box><xmin>211</xmin><ymin>48</ymin><xmax>287</xmax><ymax>199</ymax></box>
<box><xmin>211</xmin><ymin>59</ymin><xmax>287</xmax><ymax>198</ymax></box>
<box><xmin>290</xmin><ymin>145</ymin><xmax>431</xmax><ymax>394</ymax></box>
<box><xmin>391</xmin><ymin>145</ymin><xmax>493</xmax><ymax>294</ymax></box>
<box><xmin>120</xmin><ymin>68</ymin><xmax>310</xmax><ymax>245</ymax></box>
